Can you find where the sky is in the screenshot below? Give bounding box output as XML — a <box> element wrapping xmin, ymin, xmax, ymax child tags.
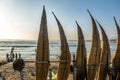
<box><xmin>0</xmin><ymin>0</ymin><xmax>120</xmax><ymax>41</ymax></box>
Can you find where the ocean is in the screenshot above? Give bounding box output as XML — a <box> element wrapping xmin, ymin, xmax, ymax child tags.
<box><xmin>0</xmin><ymin>40</ymin><xmax>116</xmax><ymax>60</ymax></box>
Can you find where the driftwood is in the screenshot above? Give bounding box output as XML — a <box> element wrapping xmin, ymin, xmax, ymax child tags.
<box><xmin>52</xmin><ymin>12</ymin><xmax>71</xmax><ymax>80</ymax></box>
<box><xmin>36</xmin><ymin>6</ymin><xmax>49</xmax><ymax>80</ymax></box>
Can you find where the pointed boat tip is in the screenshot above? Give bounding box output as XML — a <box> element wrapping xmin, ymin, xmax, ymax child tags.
<box><xmin>52</xmin><ymin>12</ymin><xmax>57</xmax><ymax>20</ymax></box>
<box><xmin>75</xmin><ymin>20</ymin><xmax>79</xmax><ymax>26</ymax></box>
<box><xmin>87</xmin><ymin>9</ymin><xmax>91</xmax><ymax>15</ymax></box>
<box><xmin>75</xmin><ymin>20</ymin><xmax>78</xmax><ymax>25</ymax></box>
<box><xmin>113</xmin><ymin>16</ymin><xmax>115</xmax><ymax>19</ymax></box>
<box><xmin>113</xmin><ymin>16</ymin><xmax>120</xmax><ymax>33</ymax></box>
<box><xmin>87</xmin><ymin>9</ymin><xmax>90</xmax><ymax>13</ymax></box>
<box><xmin>43</xmin><ymin>5</ymin><xmax>45</xmax><ymax>10</ymax></box>
<box><xmin>75</xmin><ymin>21</ymin><xmax>81</xmax><ymax>30</ymax></box>
<box><xmin>52</xmin><ymin>12</ymin><xmax>55</xmax><ymax>16</ymax></box>
<box><xmin>43</xmin><ymin>5</ymin><xmax>45</xmax><ymax>8</ymax></box>
<box><xmin>87</xmin><ymin>9</ymin><xmax>94</xmax><ymax>19</ymax></box>
<box><xmin>75</xmin><ymin>21</ymin><xmax>79</xmax><ymax>28</ymax></box>
<box><xmin>42</xmin><ymin>5</ymin><xmax>46</xmax><ymax>14</ymax></box>
<box><xmin>113</xmin><ymin>16</ymin><xmax>117</xmax><ymax>22</ymax></box>
<box><xmin>113</xmin><ymin>16</ymin><xmax>119</xmax><ymax>26</ymax></box>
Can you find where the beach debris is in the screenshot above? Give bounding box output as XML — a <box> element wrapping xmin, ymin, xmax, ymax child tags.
<box><xmin>52</xmin><ymin>12</ymin><xmax>71</xmax><ymax>80</ymax></box>
<box><xmin>75</xmin><ymin>21</ymin><xmax>87</xmax><ymax>80</ymax></box>
<box><xmin>96</xmin><ymin>21</ymin><xmax>111</xmax><ymax>80</ymax></box>
<box><xmin>87</xmin><ymin>10</ymin><xmax>101</xmax><ymax>80</ymax></box>
<box><xmin>36</xmin><ymin>6</ymin><xmax>49</xmax><ymax>80</ymax></box>
<box><xmin>111</xmin><ymin>17</ymin><xmax>120</xmax><ymax>80</ymax></box>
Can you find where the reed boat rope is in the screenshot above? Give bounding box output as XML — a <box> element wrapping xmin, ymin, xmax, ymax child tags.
<box><xmin>24</xmin><ymin>60</ymin><xmax>120</xmax><ymax>66</ymax></box>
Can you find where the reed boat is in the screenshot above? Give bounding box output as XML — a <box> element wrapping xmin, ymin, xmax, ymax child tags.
<box><xmin>36</xmin><ymin>6</ymin><xmax>49</xmax><ymax>80</ymax></box>
<box><xmin>111</xmin><ymin>17</ymin><xmax>120</xmax><ymax>80</ymax></box>
<box><xmin>75</xmin><ymin>21</ymin><xmax>87</xmax><ymax>80</ymax></box>
<box><xmin>87</xmin><ymin>10</ymin><xmax>101</xmax><ymax>80</ymax></box>
<box><xmin>52</xmin><ymin>12</ymin><xmax>71</xmax><ymax>80</ymax></box>
<box><xmin>96</xmin><ymin>21</ymin><xmax>111</xmax><ymax>80</ymax></box>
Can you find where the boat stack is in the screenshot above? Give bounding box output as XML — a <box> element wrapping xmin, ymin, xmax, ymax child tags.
<box><xmin>35</xmin><ymin>6</ymin><xmax>120</xmax><ymax>80</ymax></box>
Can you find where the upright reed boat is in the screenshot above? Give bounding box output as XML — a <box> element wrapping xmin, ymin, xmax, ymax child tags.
<box><xmin>87</xmin><ymin>10</ymin><xmax>101</xmax><ymax>80</ymax></box>
<box><xmin>36</xmin><ymin>6</ymin><xmax>49</xmax><ymax>80</ymax></box>
<box><xmin>112</xmin><ymin>17</ymin><xmax>120</xmax><ymax>80</ymax></box>
<box><xmin>96</xmin><ymin>21</ymin><xmax>111</xmax><ymax>80</ymax></box>
<box><xmin>75</xmin><ymin>21</ymin><xmax>87</xmax><ymax>80</ymax></box>
<box><xmin>52</xmin><ymin>12</ymin><xmax>71</xmax><ymax>80</ymax></box>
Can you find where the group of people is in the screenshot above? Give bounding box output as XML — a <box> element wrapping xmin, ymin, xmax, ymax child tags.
<box><xmin>6</xmin><ymin>53</ymin><xmax>21</xmax><ymax>62</ymax></box>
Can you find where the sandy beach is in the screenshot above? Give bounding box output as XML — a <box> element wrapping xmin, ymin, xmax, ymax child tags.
<box><xmin>0</xmin><ymin>58</ymin><xmax>73</xmax><ymax>80</ymax></box>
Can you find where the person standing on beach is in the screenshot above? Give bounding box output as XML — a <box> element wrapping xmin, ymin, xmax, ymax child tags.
<box><xmin>19</xmin><ymin>53</ymin><xmax>21</xmax><ymax>59</ymax></box>
<box><xmin>6</xmin><ymin>53</ymin><xmax>9</xmax><ymax>62</ymax></box>
<box><xmin>12</xmin><ymin>53</ymin><xmax>15</xmax><ymax>61</ymax></box>
<box><xmin>15</xmin><ymin>53</ymin><xmax>18</xmax><ymax>60</ymax></box>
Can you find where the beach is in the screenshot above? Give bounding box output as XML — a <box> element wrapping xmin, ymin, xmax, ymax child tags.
<box><xmin>0</xmin><ymin>40</ymin><xmax>116</xmax><ymax>80</ymax></box>
<box><xmin>0</xmin><ymin>58</ymin><xmax>73</xmax><ymax>80</ymax></box>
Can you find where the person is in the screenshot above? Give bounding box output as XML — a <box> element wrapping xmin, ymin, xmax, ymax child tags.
<box><xmin>6</xmin><ymin>53</ymin><xmax>9</xmax><ymax>62</ymax></box>
<box><xmin>15</xmin><ymin>53</ymin><xmax>18</xmax><ymax>60</ymax></box>
<box><xmin>12</xmin><ymin>53</ymin><xmax>15</xmax><ymax>59</ymax></box>
<box><xmin>19</xmin><ymin>53</ymin><xmax>21</xmax><ymax>59</ymax></box>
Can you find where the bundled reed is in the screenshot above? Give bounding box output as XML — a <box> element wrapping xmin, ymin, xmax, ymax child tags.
<box><xmin>87</xmin><ymin>10</ymin><xmax>101</xmax><ymax>80</ymax></box>
<box><xmin>52</xmin><ymin>12</ymin><xmax>71</xmax><ymax>80</ymax></box>
<box><xmin>36</xmin><ymin>6</ymin><xmax>49</xmax><ymax>80</ymax></box>
<box><xmin>111</xmin><ymin>17</ymin><xmax>120</xmax><ymax>80</ymax></box>
<box><xmin>75</xmin><ymin>21</ymin><xmax>87</xmax><ymax>80</ymax></box>
<box><xmin>96</xmin><ymin>21</ymin><xmax>111</xmax><ymax>80</ymax></box>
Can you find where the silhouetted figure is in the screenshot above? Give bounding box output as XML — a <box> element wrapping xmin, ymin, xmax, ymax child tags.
<box><xmin>12</xmin><ymin>53</ymin><xmax>15</xmax><ymax>59</ymax></box>
<box><xmin>6</xmin><ymin>53</ymin><xmax>10</xmax><ymax>62</ymax></box>
<box><xmin>19</xmin><ymin>53</ymin><xmax>21</xmax><ymax>59</ymax></box>
<box><xmin>15</xmin><ymin>53</ymin><xmax>18</xmax><ymax>60</ymax></box>
<box><xmin>10</xmin><ymin>47</ymin><xmax>14</xmax><ymax>62</ymax></box>
<box><xmin>11</xmin><ymin>53</ymin><xmax>15</xmax><ymax>61</ymax></box>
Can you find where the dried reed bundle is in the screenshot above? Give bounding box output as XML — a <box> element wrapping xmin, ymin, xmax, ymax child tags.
<box><xmin>96</xmin><ymin>21</ymin><xmax>111</xmax><ymax>80</ymax></box>
<box><xmin>87</xmin><ymin>10</ymin><xmax>101</xmax><ymax>80</ymax></box>
<box><xmin>111</xmin><ymin>17</ymin><xmax>120</xmax><ymax>80</ymax></box>
<box><xmin>75</xmin><ymin>21</ymin><xmax>87</xmax><ymax>80</ymax></box>
<box><xmin>52</xmin><ymin>12</ymin><xmax>71</xmax><ymax>80</ymax></box>
<box><xmin>36</xmin><ymin>6</ymin><xmax>49</xmax><ymax>80</ymax></box>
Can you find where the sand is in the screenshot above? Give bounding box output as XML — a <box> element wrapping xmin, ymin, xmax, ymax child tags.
<box><xmin>0</xmin><ymin>58</ymin><xmax>73</xmax><ymax>80</ymax></box>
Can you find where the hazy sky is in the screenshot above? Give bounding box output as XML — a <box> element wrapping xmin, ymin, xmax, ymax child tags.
<box><xmin>0</xmin><ymin>0</ymin><xmax>120</xmax><ymax>40</ymax></box>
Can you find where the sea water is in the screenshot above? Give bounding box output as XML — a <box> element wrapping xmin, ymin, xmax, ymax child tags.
<box><xmin>0</xmin><ymin>40</ymin><xmax>116</xmax><ymax>60</ymax></box>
